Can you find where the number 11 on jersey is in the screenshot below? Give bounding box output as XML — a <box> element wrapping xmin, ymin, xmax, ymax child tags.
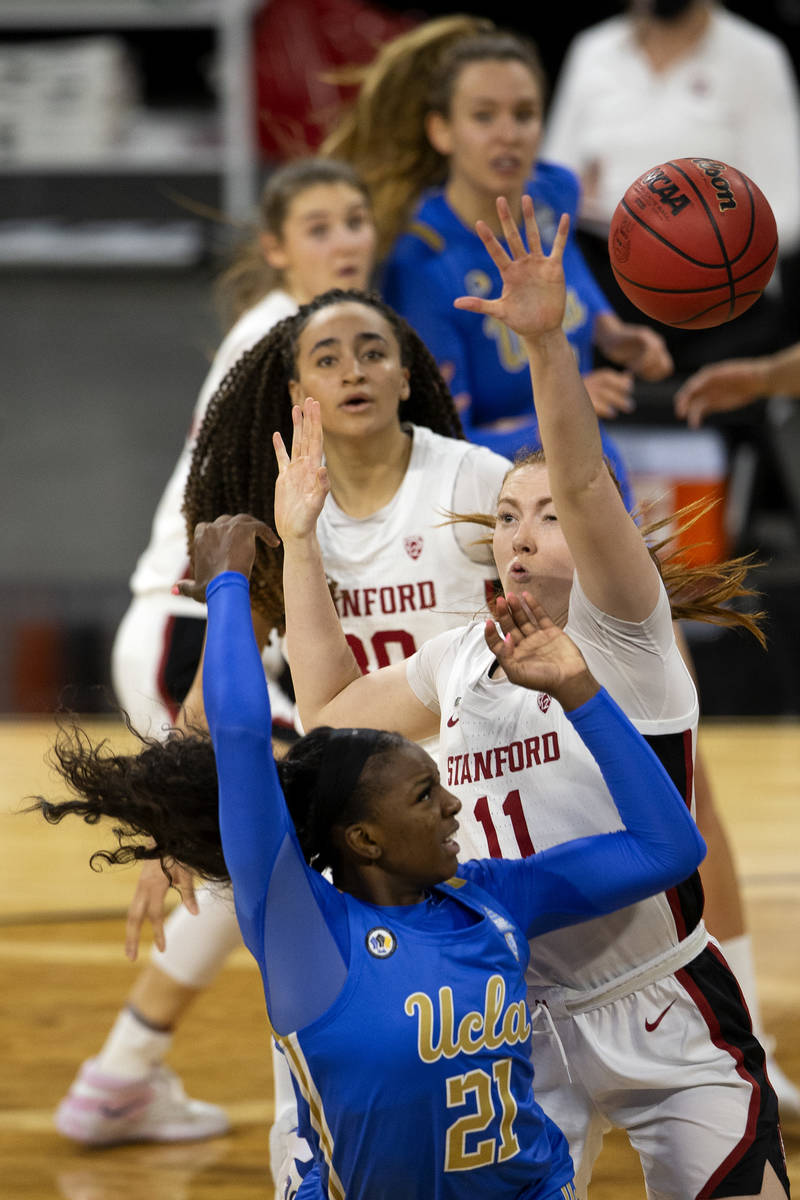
<box><xmin>474</xmin><ymin>790</ymin><xmax>536</xmax><ymax>858</ymax></box>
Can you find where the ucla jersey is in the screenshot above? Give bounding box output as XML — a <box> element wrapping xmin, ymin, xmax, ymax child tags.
<box><xmin>380</xmin><ymin>164</ymin><xmax>633</xmax><ymax>501</ymax></box>
<box><xmin>316</xmin><ymin>424</ymin><xmax>507</xmax><ymax>672</ymax></box>
<box><xmin>277</xmin><ymin>878</ymin><xmax>572</xmax><ymax>1200</ymax></box>
<box><xmin>406</xmin><ymin>580</ymin><xmax>702</xmax><ymax>992</ymax></box>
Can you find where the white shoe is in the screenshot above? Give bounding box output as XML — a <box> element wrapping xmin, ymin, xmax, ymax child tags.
<box><xmin>269</xmin><ymin>1111</ymin><xmax>314</xmax><ymax>1200</ymax></box>
<box><xmin>55</xmin><ymin>1059</ymin><xmax>230</xmax><ymax>1145</ymax></box>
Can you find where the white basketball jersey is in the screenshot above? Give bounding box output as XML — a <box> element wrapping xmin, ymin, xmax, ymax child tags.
<box><xmin>406</xmin><ymin>577</ymin><xmax>701</xmax><ymax>991</ymax></box>
<box><xmin>317</xmin><ymin>424</ymin><xmax>509</xmax><ymax>675</ymax></box>
<box><xmin>129</xmin><ymin>290</ymin><xmax>298</xmax><ymax>609</ymax></box>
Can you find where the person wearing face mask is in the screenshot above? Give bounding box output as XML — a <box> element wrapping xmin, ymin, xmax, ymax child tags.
<box><xmin>542</xmin><ymin>0</ymin><xmax>800</xmax><ymax>373</ymax></box>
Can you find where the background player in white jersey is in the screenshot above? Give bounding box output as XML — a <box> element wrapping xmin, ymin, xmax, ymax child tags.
<box><xmin>112</xmin><ymin>157</ymin><xmax>376</xmax><ymax>736</ymax></box>
<box><xmin>54</xmin><ymin>157</ymin><xmax>378</xmax><ymax>1152</ymax></box>
<box><xmin>58</xmin><ymin>288</ymin><xmax>511</xmax><ymax>1192</ymax></box>
<box><xmin>274</xmin><ymin>200</ymin><xmax>787</xmax><ymax>1197</ymax></box>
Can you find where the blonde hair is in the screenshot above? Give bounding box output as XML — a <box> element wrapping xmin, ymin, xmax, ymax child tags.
<box><xmin>214</xmin><ymin>158</ymin><xmax>371</xmax><ymax>329</ymax></box>
<box><xmin>321</xmin><ymin>16</ymin><xmax>546</xmax><ymax>258</ymax></box>
<box><xmin>449</xmin><ymin>448</ymin><xmax>767</xmax><ymax>646</ymax></box>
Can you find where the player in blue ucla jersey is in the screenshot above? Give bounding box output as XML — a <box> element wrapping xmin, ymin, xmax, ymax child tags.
<box><xmin>323</xmin><ymin>16</ymin><xmax>674</xmax><ymax>508</ymax></box>
<box><xmin>381</xmin><ymin>165</ymin><xmax>629</xmax><ymax>474</ymax></box>
<box><xmin>35</xmin><ymin>510</ymin><xmax>705</xmax><ymax>1199</ymax></box>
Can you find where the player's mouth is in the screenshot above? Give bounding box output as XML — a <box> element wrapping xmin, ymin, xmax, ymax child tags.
<box><xmin>508</xmin><ymin>560</ymin><xmax>532</xmax><ymax>583</ymax></box>
<box><xmin>490</xmin><ymin>155</ymin><xmax>523</xmax><ymax>175</ymax></box>
<box><xmin>443</xmin><ymin>822</ymin><xmax>460</xmax><ymax>854</ymax></box>
<box><xmin>336</xmin><ymin>264</ymin><xmax>361</xmax><ymax>280</ymax></box>
<box><xmin>340</xmin><ymin>393</ymin><xmax>373</xmax><ymax>410</ymax></box>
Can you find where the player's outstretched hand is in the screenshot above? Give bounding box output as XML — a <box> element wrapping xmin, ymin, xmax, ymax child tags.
<box><xmin>674</xmin><ymin>358</ymin><xmax>768</xmax><ymax>427</ymax></box>
<box><xmin>454</xmin><ymin>195</ymin><xmax>569</xmax><ymax>342</ymax></box>
<box><xmin>485</xmin><ymin>592</ymin><xmax>599</xmax><ymax>711</ymax></box>
<box><xmin>594</xmin><ymin>319</ymin><xmax>673</xmax><ymax>382</ymax></box>
<box><xmin>177</xmin><ymin>513</ymin><xmax>279</xmax><ymax>602</ymax></box>
<box><xmin>273</xmin><ymin>397</ymin><xmax>331</xmax><ymax>543</ymax></box>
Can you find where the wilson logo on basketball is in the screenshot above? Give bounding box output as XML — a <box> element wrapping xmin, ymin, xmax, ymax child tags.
<box><xmin>404</xmin><ymin>535</ymin><xmax>424</xmax><ymax>560</ymax></box>
<box><xmin>537</xmin><ymin>693</ymin><xmax>551</xmax><ymax>713</ymax></box>
<box><xmin>692</xmin><ymin>158</ymin><xmax>736</xmax><ymax>212</ymax></box>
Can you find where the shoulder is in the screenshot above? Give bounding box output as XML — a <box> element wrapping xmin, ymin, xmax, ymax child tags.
<box><xmin>561</xmin><ymin>15</ymin><xmax>628</xmax><ymax>63</ymax></box>
<box><xmin>530</xmin><ymin>161</ymin><xmax>581</xmax><ymax>211</ymax></box>
<box><xmin>384</xmin><ymin>191</ymin><xmax>461</xmax><ymax>270</ymax></box>
<box><xmin>216</xmin><ymin>290</ymin><xmax>298</xmax><ymax>364</ymax></box>
<box><xmin>411</xmin><ymin>427</ymin><xmax>509</xmax><ymax>489</ymax></box>
<box><xmin>714</xmin><ymin>9</ymin><xmax>793</xmax><ymax>62</ymax></box>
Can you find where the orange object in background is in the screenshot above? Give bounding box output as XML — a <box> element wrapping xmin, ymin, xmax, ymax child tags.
<box><xmin>613</xmin><ymin>427</ymin><xmax>729</xmax><ymax>565</ymax></box>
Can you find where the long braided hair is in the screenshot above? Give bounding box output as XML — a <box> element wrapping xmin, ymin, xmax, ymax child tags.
<box><xmin>33</xmin><ymin>721</ymin><xmax>406</xmax><ymax>882</ymax></box>
<box><xmin>321</xmin><ymin>16</ymin><xmax>547</xmax><ymax>257</ymax></box>
<box><xmin>183</xmin><ymin>287</ymin><xmax>464</xmax><ymax>632</ymax></box>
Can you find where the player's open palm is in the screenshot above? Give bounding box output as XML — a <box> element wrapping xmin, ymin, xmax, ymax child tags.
<box><xmin>454</xmin><ymin>195</ymin><xmax>569</xmax><ymax>341</ymax></box>
<box><xmin>273</xmin><ymin>398</ymin><xmax>330</xmax><ymax>542</ymax></box>
<box><xmin>485</xmin><ymin>591</ymin><xmax>598</xmax><ymax>711</ymax></box>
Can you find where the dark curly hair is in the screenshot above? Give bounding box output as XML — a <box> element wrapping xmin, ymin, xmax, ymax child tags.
<box><xmin>183</xmin><ymin>287</ymin><xmax>464</xmax><ymax>633</ymax></box>
<box><xmin>31</xmin><ymin>718</ymin><xmax>407</xmax><ymax>881</ymax></box>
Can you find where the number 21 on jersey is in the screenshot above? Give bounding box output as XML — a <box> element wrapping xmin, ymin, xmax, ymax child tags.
<box><xmin>445</xmin><ymin>1058</ymin><xmax>520</xmax><ymax>1170</ymax></box>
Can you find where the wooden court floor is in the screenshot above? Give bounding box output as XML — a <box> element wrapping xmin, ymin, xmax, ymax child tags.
<box><xmin>1</xmin><ymin>715</ymin><xmax>798</xmax><ymax>1199</ymax></box>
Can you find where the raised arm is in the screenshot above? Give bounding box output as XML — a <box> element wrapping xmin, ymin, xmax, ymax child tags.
<box><xmin>454</xmin><ymin>196</ymin><xmax>661</xmax><ymax>622</ymax></box>
<box><xmin>274</xmin><ymin>400</ymin><xmax>439</xmax><ymax>740</ymax></box>
<box><xmin>187</xmin><ymin>515</ymin><xmax>350</xmax><ymax>1034</ymax></box>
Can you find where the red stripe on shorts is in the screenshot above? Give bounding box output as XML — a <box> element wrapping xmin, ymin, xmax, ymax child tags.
<box><xmin>676</xmin><ymin>943</ymin><xmax>760</xmax><ymax>1198</ymax></box>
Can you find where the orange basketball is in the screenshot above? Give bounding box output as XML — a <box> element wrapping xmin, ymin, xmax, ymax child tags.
<box><xmin>608</xmin><ymin>157</ymin><xmax>778</xmax><ymax>329</ymax></box>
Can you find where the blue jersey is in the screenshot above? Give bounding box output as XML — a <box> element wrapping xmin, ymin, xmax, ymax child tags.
<box><xmin>203</xmin><ymin>572</ymin><xmax>704</xmax><ymax>1198</ymax></box>
<box><xmin>381</xmin><ymin>162</ymin><xmax>632</xmax><ymax>506</ymax></box>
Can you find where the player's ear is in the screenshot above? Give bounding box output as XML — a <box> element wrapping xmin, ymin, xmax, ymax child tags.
<box><xmin>425</xmin><ymin>110</ymin><xmax>453</xmax><ymax>158</ymax></box>
<box><xmin>342</xmin><ymin>822</ymin><xmax>382</xmax><ymax>862</ymax></box>
<box><xmin>261</xmin><ymin>231</ymin><xmax>288</xmax><ymax>271</ymax></box>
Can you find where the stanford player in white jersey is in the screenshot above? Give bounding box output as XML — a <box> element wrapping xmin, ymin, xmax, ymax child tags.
<box><xmin>278</xmin><ymin>200</ymin><xmax>787</xmax><ymax>1198</ymax></box>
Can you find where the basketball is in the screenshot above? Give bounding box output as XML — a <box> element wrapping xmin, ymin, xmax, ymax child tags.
<box><xmin>608</xmin><ymin>157</ymin><xmax>778</xmax><ymax>329</ymax></box>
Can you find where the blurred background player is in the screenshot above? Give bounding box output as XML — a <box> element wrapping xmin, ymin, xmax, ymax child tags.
<box><xmin>541</xmin><ymin>0</ymin><xmax>800</xmax><ymax>374</ymax></box>
<box><xmin>322</xmin><ymin>15</ymin><xmax>674</xmax><ymax>498</ymax></box>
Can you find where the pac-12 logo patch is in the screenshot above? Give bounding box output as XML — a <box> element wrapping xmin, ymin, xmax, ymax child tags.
<box><xmin>404</xmin><ymin>535</ymin><xmax>424</xmax><ymax>560</ymax></box>
<box><xmin>366</xmin><ymin>928</ymin><xmax>397</xmax><ymax>958</ymax></box>
<box><xmin>537</xmin><ymin>692</ymin><xmax>551</xmax><ymax>713</ymax></box>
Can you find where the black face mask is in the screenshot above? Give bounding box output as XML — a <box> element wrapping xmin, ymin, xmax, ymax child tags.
<box><xmin>648</xmin><ymin>0</ymin><xmax>697</xmax><ymax>17</ymax></box>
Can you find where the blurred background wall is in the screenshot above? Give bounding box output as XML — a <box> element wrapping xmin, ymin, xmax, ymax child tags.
<box><xmin>1</xmin><ymin>0</ymin><xmax>798</xmax><ymax>716</ymax></box>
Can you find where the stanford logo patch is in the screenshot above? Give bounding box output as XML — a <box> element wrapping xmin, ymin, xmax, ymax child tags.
<box><xmin>537</xmin><ymin>693</ymin><xmax>551</xmax><ymax>713</ymax></box>
<box><xmin>404</xmin><ymin>535</ymin><xmax>424</xmax><ymax>560</ymax></box>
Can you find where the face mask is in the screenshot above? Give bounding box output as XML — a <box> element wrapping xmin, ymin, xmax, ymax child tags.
<box><xmin>647</xmin><ymin>0</ymin><xmax>696</xmax><ymax>18</ymax></box>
